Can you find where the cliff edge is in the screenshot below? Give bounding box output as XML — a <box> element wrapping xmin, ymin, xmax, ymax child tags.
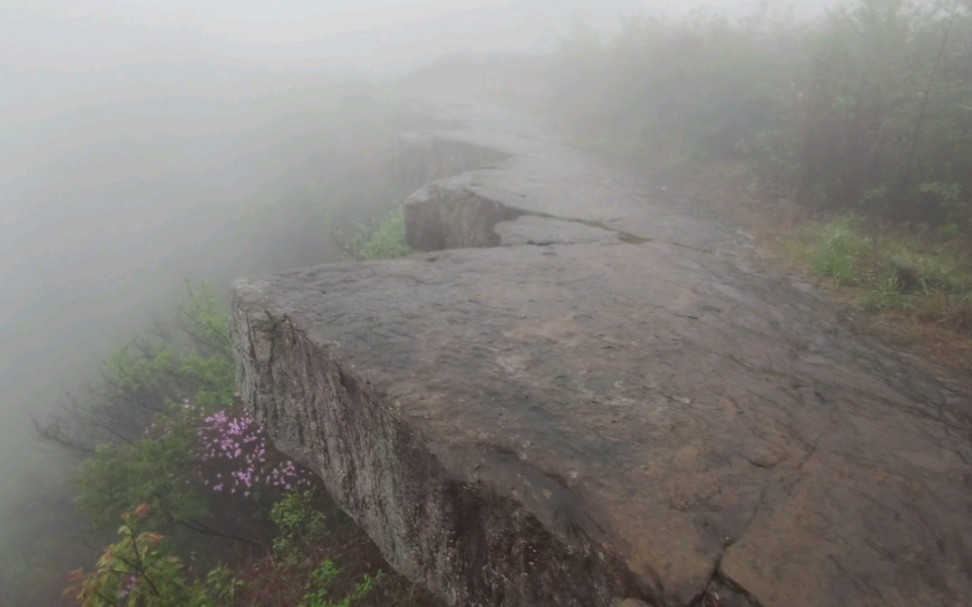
<box><xmin>232</xmin><ymin>105</ymin><xmax>971</xmax><ymax>606</ymax></box>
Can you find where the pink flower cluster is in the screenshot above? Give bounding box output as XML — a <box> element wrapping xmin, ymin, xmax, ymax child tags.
<box><xmin>196</xmin><ymin>408</ymin><xmax>313</xmax><ymax>497</ymax></box>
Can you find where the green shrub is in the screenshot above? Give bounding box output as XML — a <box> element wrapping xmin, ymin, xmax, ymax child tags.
<box><xmin>73</xmin><ymin>406</ymin><xmax>210</xmax><ymax>535</ymax></box>
<box><xmin>41</xmin><ymin>283</ymin><xmax>236</xmax><ymax>450</ymax></box>
<box><xmin>299</xmin><ymin>560</ymin><xmax>379</xmax><ymax>607</ymax></box>
<box><xmin>271</xmin><ymin>490</ymin><xmax>330</xmax><ymax>562</ymax></box>
<box><xmin>347</xmin><ymin>208</ymin><xmax>412</xmax><ymax>261</ymax></box>
<box><xmin>64</xmin><ymin>505</ymin><xmax>241</xmax><ymax>607</ymax></box>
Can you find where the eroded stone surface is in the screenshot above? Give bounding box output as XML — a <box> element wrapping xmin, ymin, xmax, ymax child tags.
<box><xmin>233</xmin><ymin>105</ymin><xmax>972</xmax><ymax>607</ymax></box>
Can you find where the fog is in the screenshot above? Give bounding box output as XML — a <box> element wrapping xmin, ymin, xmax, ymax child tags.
<box><xmin>0</xmin><ymin>0</ymin><xmax>638</xmax><ymax>600</ymax></box>
<box><xmin>1</xmin><ymin>0</ymin><xmax>850</xmax><ymax>603</ymax></box>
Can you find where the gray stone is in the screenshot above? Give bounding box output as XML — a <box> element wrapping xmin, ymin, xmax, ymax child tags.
<box><xmin>232</xmin><ymin>105</ymin><xmax>972</xmax><ymax>607</ymax></box>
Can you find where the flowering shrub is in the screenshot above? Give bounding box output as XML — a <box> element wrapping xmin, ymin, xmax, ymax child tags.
<box><xmin>63</xmin><ymin>288</ymin><xmax>428</xmax><ymax>607</ymax></box>
<box><xmin>75</xmin><ymin>399</ymin><xmax>315</xmax><ymax>547</ymax></box>
<box><xmin>196</xmin><ymin>406</ymin><xmax>315</xmax><ymax>499</ymax></box>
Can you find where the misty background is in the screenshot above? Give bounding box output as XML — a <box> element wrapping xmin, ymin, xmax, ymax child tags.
<box><xmin>0</xmin><ymin>1</ymin><xmax>637</xmax><ymax>601</ymax></box>
<box><xmin>1</xmin><ymin>0</ymin><xmax>845</xmax><ymax>603</ymax></box>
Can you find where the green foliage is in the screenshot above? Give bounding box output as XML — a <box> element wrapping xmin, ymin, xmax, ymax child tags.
<box><xmin>36</xmin><ymin>91</ymin><xmax>444</xmax><ymax>604</ymax></box>
<box><xmin>299</xmin><ymin>561</ymin><xmax>341</xmax><ymax>607</ymax></box>
<box><xmin>346</xmin><ymin>208</ymin><xmax>412</xmax><ymax>261</ymax></box>
<box><xmin>104</xmin><ymin>282</ymin><xmax>232</xmax><ymax>408</ymax></box>
<box><xmin>102</xmin><ymin>342</ymin><xmax>178</xmax><ymax>403</ymax></box>
<box><xmin>176</xmin><ymin>282</ymin><xmax>236</xmax><ymax>408</ymax></box>
<box><xmin>202</xmin><ymin>566</ymin><xmax>243</xmax><ymax>607</ymax></box>
<box><xmin>74</xmin><ymin>406</ymin><xmax>210</xmax><ymax>535</ymax></box>
<box><xmin>42</xmin><ymin>282</ymin><xmax>236</xmax><ymax>450</ymax></box>
<box><xmin>808</xmin><ymin>217</ymin><xmax>871</xmax><ymax>285</ymax></box>
<box><xmin>64</xmin><ymin>506</ymin><xmax>239</xmax><ymax>607</ymax></box>
<box><xmin>299</xmin><ymin>560</ymin><xmax>379</xmax><ymax>607</ymax></box>
<box><xmin>270</xmin><ymin>490</ymin><xmax>330</xmax><ymax>562</ymax></box>
<box><xmin>67</xmin><ymin>282</ymin><xmax>289</xmax><ymax>587</ymax></box>
<box><xmin>64</xmin><ymin>280</ymin><xmax>421</xmax><ymax>605</ymax></box>
<box><xmin>801</xmin><ymin>215</ymin><xmax>972</xmax><ymax>333</ymax></box>
<box><xmin>65</xmin><ymin>280</ymin><xmax>425</xmax><ymax>606</ymax></box>
<box><xmin>70</xmin><ymin>284</ymin><xmax>238</xmax><ymax>534</ymax></box>
<box><xmin>179</xmin><ymin>351</ymin><xmax>236</xmax><ymax>409</ymax></box>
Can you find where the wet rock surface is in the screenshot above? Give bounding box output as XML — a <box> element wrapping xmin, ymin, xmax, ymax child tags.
<box><xmin>233</xmin><ymin>105</ymin><xmax>972</xmax><ymax>606</ymax></box>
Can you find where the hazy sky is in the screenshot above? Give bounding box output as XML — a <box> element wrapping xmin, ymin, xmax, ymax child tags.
<box><xmin>2</xmin><ymin>1</ymin><xmax>829</xmax><ymax>73</ymax></box>
<box><xmin>4</xmin><ymin>1</ymin><xmax>619</xmax><ymax>72</ymax></box>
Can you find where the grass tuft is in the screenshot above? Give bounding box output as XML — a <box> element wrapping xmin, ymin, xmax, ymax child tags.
<box><xmin>799</xmin><ymin>215</ymin><xmax>972</xmax><ymax>336</ymax></box>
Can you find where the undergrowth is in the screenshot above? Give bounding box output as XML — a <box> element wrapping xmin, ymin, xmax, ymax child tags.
<box><xmin>797</xmin><ymin>216</ymin><xmax>972</xmax><ymax>335</ymax></box>
<box><xmin>345</xmin><ymin>208</ymin><xmax>412</xmax><ymax>261</ymax></box>
<box><xmin>58</xmin><ymin>287</ymin><xmax>441</xmax><ymax>607</ymax></box>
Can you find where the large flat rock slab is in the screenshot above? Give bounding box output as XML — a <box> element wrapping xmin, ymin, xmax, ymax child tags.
<box><xmin>233</xmin><ymin>106</ymin><xmax>972</xmax><ymax>607</ymax></box>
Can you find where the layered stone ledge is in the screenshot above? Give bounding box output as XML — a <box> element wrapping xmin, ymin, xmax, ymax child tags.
<box><xmin>232</xmin><ymin>106</ymin><xmax>972</xmax><ymax>607</ymax></box>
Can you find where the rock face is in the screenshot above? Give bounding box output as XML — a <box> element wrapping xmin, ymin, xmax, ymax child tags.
<box><xmin>232</xmin><ymin>105</ymin><xmax>972</xmax><ymax>607</ymax></box>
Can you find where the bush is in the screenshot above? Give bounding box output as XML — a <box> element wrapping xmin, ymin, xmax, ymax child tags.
<box><xmin>64</xmin><ymin>505</ymin><xmax>241</xmax><ymax>607</ymax></box>
<box><xmin>299</xmin><ymin>561</ymin><xmax>379</xmax><ymax>607</ymax></box>
<box><xmin>73</xmin><ymin>405</ymin><xmax>209</xmax><ymax>535</ymax></box>
<box><xmin>40</xmin><ymin>283</ymin><xmax>236</xmax><ymax>451</ymax></box>
<box><xmin>346</xmin><ymin>208</ymin><xmax>412</xmax><ymax>261</ymax></box>
<box><xmin>62</xmin><ymin>285</ymin><xmax>433</xmax><ymax>606</ymax></box>
<box><xmin>271</xmin><ymin>489</ymin><xmax>330</xmax><ymax>562</ymax></box>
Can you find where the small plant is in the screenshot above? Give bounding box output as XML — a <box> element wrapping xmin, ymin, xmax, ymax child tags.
<box><xmin>270</xmin><ymin>489</ymin><xmax>330</xmax><ymax>562</ymax></box>
<box><xmin>858</xmin><ymin>273</ymin><xmax>907</xmax><ymax>311</ymax></box>
<box><xmin>347</xmin><ymin>208</ymin><xmax>412</xmax><ymax>261</ymax></box>
<box><xmin>299</xmin><ymin>560</ymin><xmax>380</xmax><ymax>607</ymax></box>
<box><xmin>64</xmin><ymin>504</ymin><xmax>239</xmax><ymax>607</ymax></box>
<box><xmin>808</xmin><ymin>217</ymin><xmax>870</xmax><ymax>285</ymax></box>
